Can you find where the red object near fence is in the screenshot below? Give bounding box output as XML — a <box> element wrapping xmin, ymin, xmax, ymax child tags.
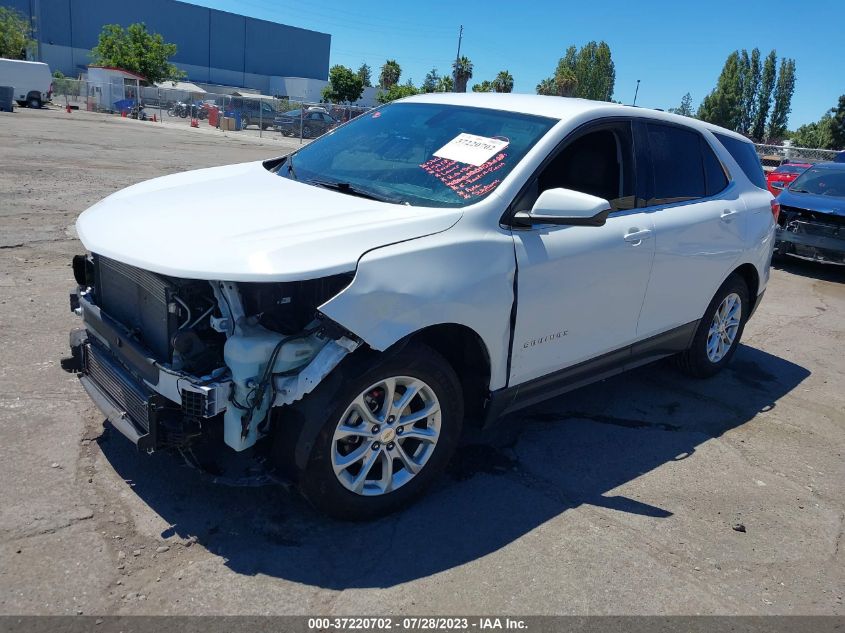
<box><xmin>208</xmin><ymin>107</ymin><xmax>219</xmax><ymax>128</ymax></box>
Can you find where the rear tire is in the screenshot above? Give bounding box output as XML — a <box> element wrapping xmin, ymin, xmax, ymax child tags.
<box><xmin>675</xmin><ymin>273</ymin><xmax>749</xmax><ymax>378</ymax></box>
<box><xmin>278</xmin><ymin>343</ymin><xmax>464</xmax><ymax>520</ymax></box>
<box><xmin>27</xmin><ymin>96</ymin><xmax>41</xmax><ymax>109</ymax></box>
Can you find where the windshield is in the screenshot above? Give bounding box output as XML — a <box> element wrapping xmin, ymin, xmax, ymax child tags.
<box><xmin>276</xmin><ymin>102</ymin><xmax>557</xmax><ymax>207</ymax></box>
<box><xmin>775</xmin><ymin>164</ymin><xmax>809</xmax><ymax>174</ymax></box>
<box><xmin>788</xmin><ymin>166</ymin><xmax>845</xmax><ymax>198</ymax></box>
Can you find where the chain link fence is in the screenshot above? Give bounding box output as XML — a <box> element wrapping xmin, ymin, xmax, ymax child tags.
<box><xmin>754</xmin><ymin>143</ymin><xmax>840</xmax><ymax>171</ymax></box>
<box><xmin>50</xmin><ymin>78</ymin><xmax>372</xmax><ymax>144</ymax></box>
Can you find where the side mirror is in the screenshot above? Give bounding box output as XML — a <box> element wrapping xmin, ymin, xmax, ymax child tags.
<box><xmin>513</xmin><ymin>188</ymin><xmax>612</xmax><ymax>227</ymax></box>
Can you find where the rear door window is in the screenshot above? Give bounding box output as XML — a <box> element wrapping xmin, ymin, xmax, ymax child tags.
<box><xmin>701</xmin><ymin>137</ymin><xmax>729</xmax><ymax>196</ymax></box>
<box><xmin>645</xmin><ymin>123</ymin><xmax>706</xmax><ymax>205</ymax></box>
<box><xmin>714</xmin><ymin>133</ymin><xmax>767</xmax><ymax>190</ymax></box>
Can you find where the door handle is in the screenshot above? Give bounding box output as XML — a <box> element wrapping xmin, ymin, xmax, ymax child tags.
<box><xmin>720</xmin><ymin>209</ymin><xmax>740</xmax><ymax>222</ymax></box>
<box><xmin>624</xmin><ymin>228</ymin><xmax>652</xmax><ymax>244</ymax></box>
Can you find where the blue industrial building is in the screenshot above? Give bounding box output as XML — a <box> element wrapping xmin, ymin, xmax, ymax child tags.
<box><xmin>6</xmin><ymin>0</ymin><xmax>331</xmax><ymax>92</ymax></box>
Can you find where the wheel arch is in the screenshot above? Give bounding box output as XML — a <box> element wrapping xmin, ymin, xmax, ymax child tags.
<box><xmin>731</xmin><ymin>262</ymin><xmax>760</xmax><ymax>315</ymax></box>
<box><xmin>274</xmin><ymin>322</ymin><xmax>492</xmax><ymax>473</ymax></box>
<box><xmin>402</xmin><ymin>323</ymin><xmax>492</xmax><ymax>427</ymax></box>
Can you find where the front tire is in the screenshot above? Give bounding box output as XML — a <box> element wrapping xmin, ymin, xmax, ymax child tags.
<box><xmin>27</xmin><ymin>96</ymin><xmax>42</xmax><ymax>109</ymax></box>
<box><xmin>284</xmin><ymin>344</ymin><xmax>464</xmax><ymax>520</ymax></box>
<box><xmin>676</xmin><ymin>274</ymin><xmax>749</xmax><ymax>378</ymax></box>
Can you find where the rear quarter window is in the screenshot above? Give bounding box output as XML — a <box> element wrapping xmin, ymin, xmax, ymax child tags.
<box><xmin>714</xmin><ymin>133</ymin><xmax>767</xmax><ymax>190</ymax></box>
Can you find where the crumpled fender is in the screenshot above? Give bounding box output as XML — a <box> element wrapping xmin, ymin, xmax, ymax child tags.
<box><xmin>319</xmin><ymin>221</ymin><xmax>516</xmax><ymax>391</ymax></box>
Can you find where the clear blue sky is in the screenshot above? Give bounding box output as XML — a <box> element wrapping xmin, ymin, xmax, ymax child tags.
<box><xmin>190</xmin><ymin>0</ymin><xmax>842</xmax><ymax>128</ymax></box>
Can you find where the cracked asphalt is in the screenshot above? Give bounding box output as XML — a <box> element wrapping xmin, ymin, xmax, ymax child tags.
<box><xmin>1</xmin><ymin>107</ymin><xmax>843</xmax><ymax>615</ymax></box>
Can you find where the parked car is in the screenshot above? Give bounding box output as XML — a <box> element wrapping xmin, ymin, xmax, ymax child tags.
<box><xmin>0</xmin><ymin>58</ymin><xmax>52</xmax><ymax>108</ymax></box>
<box><xmin>766</xmin><ymin>162</ymin><xmax>812</xmax><ymax>196</ymax></box>
<box><xmin>223</xmin><ymin>96</ymin><xmax>277</xmax><ymax>129</ymax></box>
<box><xmin>274</xmin><ymin>108</ymin><xmax>337</xmax><ymax>138</ymax></box>
<box><xmin>65</xmin><ymin>94</ymin><xmax>776</xmax><ymax>519</ymax></box>
<box><xmin>774</xmin><ymin>162</ymin><xmax>845</xmax><ymax>265</ymax></box>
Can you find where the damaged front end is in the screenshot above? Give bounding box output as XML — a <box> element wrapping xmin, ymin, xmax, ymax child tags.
<box><xmin>776</xmin><ymin>205</ymin><xmax>845</xmax><ymax>265</ymax></box>
<box><xmin>65</xmin><ymin>253</ymin><xmax>360</xmax><ymax>457</ymax></box>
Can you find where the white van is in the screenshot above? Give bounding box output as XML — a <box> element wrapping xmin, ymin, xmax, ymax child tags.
<box><xmin>0</xmin><ymin>59</ymin><xmax>52</xmax><ymax>108</ymax></box>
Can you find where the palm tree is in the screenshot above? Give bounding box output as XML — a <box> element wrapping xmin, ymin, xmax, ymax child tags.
<box><xmin>452</xmin><ymin>56</ymin><xmax>473</xmax><ymax>93</ymax></box>
<box><xmin>553</xmin><ymin>67</ymin><xmax>577</xmax><ymax>97</ymax></box>
<box><xmin>492</xmin><ymin>70</ymin><xmax>514</xmax><ymax>93</ymax></box>
<box><xmin>379</xmin><ymin>60</ymin><xmax>401</xmax><ymax>89</ymax></box>
<box><xmin>536</xmin><ymin>77</ymin><xmax>556</xmax><ymax>96</ymax></box>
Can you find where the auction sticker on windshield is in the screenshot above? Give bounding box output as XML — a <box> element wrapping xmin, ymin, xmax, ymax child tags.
<box><xmin>433</xmin><ymin>133</ymin><xmax>510</xmax><ymax>166</ymax></box>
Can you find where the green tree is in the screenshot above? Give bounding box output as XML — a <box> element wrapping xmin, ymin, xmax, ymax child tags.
<box><xmin>422</xmin><ymin>68</ymin><xmax>440</xmax><ymax>93</ymax></box>
<box><xmin>452</xmin><ymin>56</ymin><xmax>473</xmax><ymax>92</ymax></box>
<box><xmin>0</xmin><ymin>6</ymin><xmax>34</xmax><ymax>59</ymax></box>
<box><xmin>492</xmin><ymin>70</ymin><xmax>514</xmax><ymax>93</ymax></box>
<box><xmin>669</xmin><ymin>92</ymin><xmax>694</xmax><ymax>117</ymax></box>
<box><xmin>537</xmin><ymin>41</ymin><xmax>614</xmax><ymax>100</ymax></box>
<box><xmin>788</xmin><ymin>95</ymin><xmax>845</xmax><ymax>150</ymax></box>
<box><xmin>738</xmin><ymin>48</ymin><xmax>761</xmax><ymax>135</ymax></box>
<box><xmin>751</xmin><ymin>50</ymin><xmax>777</xmax><ymax>140</ymax></box>
<box><xmin>697</xmin><ymin>51</ymin><xmax>743</xmax><ymax>130</ymax></box>
<box><xmin>376</xmin><ymin>80</ymin><xmax>418</xmax><ymax>104</ymax></box>
<box><xmin>471</xmin><ymin>80</ymin><xmax>493</xmax><ymax>92</ymax></box>
<box><xmin>379</xmin><ymin>59</ymin><xmax>401</xmax><ymax>89</ymax></box>
<box><xmin>321</xmin><ymin>65</ymin><xmax>364</xmax><ymax>103</ymax></box>
<box><xmin>90</xmin><ymin>23</ymin><xmax>184</xmax><ymax>83</ymax></box>
<box><xmin>829</xmin><ymin>94</ymin><xmax>845</xmax><ymax>150</ymax></box>
<box><xmin>790</xmin><ymin>116</ymin><xmax>834</xmax><ymax>149</ymax></box>
<box><xmin>435</xmin><ymin>75</ymin><xmax>453</xmax><ymax>92</ymax></box>
<box><xmin>766</xmin><ymin>58</ymin><xmax>796</xmax><ymax>141</ymax></box>
<box><xmin>356</xmin><ymin>63</ymin><xmax>372</xmax><ymax>87</ymax></box>
<box><xmin>536</xmin><ymin>77</ymin><xmax>557</xmax><ymax>96</ymax></box>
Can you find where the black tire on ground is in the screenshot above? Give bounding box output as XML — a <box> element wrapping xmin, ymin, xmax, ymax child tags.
<box><xmin>276</xmin><ymin>343</ymin><xmax>464</xmax><ymax>520</ymax></box>
<box><xmin>241</xmin><ymin>116</ymin><xmax>250</xmax><ymax>129</ymax></box>
<box><xmin>27</xmin><ymin>96</ymin><xmax>41</xmax><ymax>109</ymax></box>
<box><xmin>302</xmin><ymin>125</ymin><xmax>312</xmax><ymax>138</ymax></box>
<box><xmin>675</xmin><ymin>273</ymin><xmax>750</xmax><ymax>378</ymax></box>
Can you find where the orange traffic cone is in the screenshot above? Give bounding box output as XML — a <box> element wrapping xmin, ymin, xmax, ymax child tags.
<box><xmin>121</xmin><ymin>110</ymin><xmax>127</xmax><ymax>118</ymax></box>
<box><xmin>66</xmin><ymin>104</ymin><xmax>71</xmax><ymax>113</ymax></box>
<box><xmin>190</xmin><ymin>118</ymin><xmax>199</xmax><ymax>128</ymax></box>
<box><xmin>152</xmin><ymin>114</ymin><xmax>157</xmax><ymax>122</ymax></box>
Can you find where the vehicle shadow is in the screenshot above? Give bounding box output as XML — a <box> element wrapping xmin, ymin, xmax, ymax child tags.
<box><xmin>772</xmin><ymin>254</ymin><xmax>845</xmax><ymax>283</ymax></box>
<box><xmin>97</xmin><ymin>343</ymin><xmax>809</xmax><ymax>589</ymax></box>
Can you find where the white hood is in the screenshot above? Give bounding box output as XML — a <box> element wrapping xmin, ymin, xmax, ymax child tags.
<box><xmin>76</xmin><ymin>161</ymin><xmax>463</xmax><ymax>281</ymax></box>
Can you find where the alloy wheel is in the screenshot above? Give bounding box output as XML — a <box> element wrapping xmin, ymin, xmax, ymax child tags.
<box><xmin>331</xmin><ymin>376</ymin><xmax>441</xmax><ymax>496</ymax></box>
<box><xmin>706</xmin><ymin>292</ymin><xmax>742</xmax><ymax>363</ymax></box>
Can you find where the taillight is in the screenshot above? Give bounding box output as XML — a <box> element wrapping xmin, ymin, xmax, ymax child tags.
<box><xmin>770</xmin><ymin>199</ymin><xmax>780</xmax><ymax>223</ymax></box>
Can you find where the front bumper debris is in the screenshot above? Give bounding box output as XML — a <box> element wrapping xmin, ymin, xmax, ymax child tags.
<box><xmin>776</xmin><ymin>211</ymin><xmax>845</xmax><ymax>265</ymax></box>
<box><xmin>69</xmin><ymin>293</ymin><xmax>231</xmax><ymax>451</ymax></box>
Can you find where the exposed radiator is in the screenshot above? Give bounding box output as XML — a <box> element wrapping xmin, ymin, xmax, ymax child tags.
<box><xmin>84</xmin><ymin>341</ymin><xmax>153</xmax><ymax>433</ymax></box>
<box><xmin>95</xmin><ymin>256</ymin><xmax>175</xmax><ymax>361</ymax></box>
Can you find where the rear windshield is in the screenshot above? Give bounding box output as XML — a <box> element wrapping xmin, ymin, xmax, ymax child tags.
<box><xmin>276</xmin><ymin>102</ymin><xmax>557</xmax><ymax>208</ymax></box>
<box><xmin>714</xmin><ymin>133</ymin><xmax>767</xmax><ymax>190</ymax></box>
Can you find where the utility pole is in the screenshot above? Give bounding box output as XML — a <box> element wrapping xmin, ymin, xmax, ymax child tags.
<box><xmin>453</xmin><ymin>25</ymin><xmax>463</xmax><ymax>92</ymax></box>
<box><xmin>633</xmin><ymin>79</ymin><xmax>641</xmax><ymax>106</ymax></box>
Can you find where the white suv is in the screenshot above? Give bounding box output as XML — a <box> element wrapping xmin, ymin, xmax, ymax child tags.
<box><xmin>66</xmin><ymin>94</ymin><xmax>777</xmax><ymax>519</ymax></box>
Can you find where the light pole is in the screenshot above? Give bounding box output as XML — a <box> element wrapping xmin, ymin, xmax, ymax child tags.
<box><xmin>633</xmin><ymin>79</ymin><xmax>641</xmax><ymax>106</ymax></box>
<box><xmin>453</xmin><ymin>25</ymin><xmax>463</xmax><ymax>92</ymax></box>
